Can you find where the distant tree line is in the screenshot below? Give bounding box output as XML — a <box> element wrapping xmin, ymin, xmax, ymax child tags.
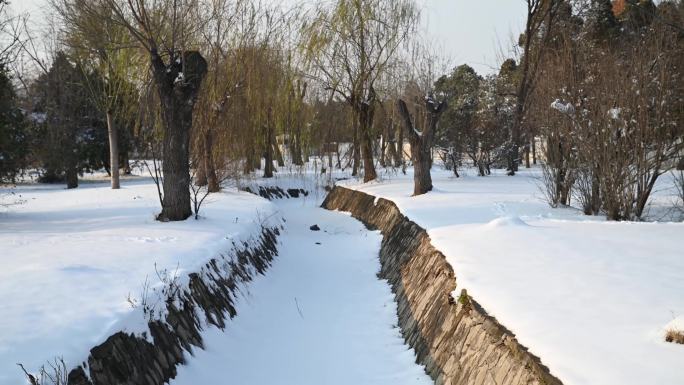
<box><xmin>0</xmin><ymin>0</ymin><xmax>681</xmax><ymax>221</ymax></box>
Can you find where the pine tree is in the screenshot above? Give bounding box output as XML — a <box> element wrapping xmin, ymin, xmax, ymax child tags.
<box><xmin>32</xmin><ymin>52</ymin><xmax>108</xmax><ymax>188</ymax></box>
<box><xmin>434</xmin><ymin>64</ymin><xmax>482</xmax><ymax>175</ymax></box>
<box><xmin>584</xmin><ymin>0</ymin><xmax>619</xmax><ymax>42</ymax></box>
<box><xmin>0</xmin><ymin>63</ymin><xmax>27</xmax><ymax>183</ymax></box>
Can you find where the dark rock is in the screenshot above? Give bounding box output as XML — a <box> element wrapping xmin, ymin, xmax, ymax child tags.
<box><xmin>67</xmin><ymin>366</ymin><xmax>91</xmax><ymax>385</ymax></box>
<box><xmin>310</xmin><ymin>224</ymin><xmax>320</xmax><ymax>231</ymax></box>
<box><xmin>242</xmin><ymin>186</ymin><xmax>310</xmax><ymax>200</ymax></box>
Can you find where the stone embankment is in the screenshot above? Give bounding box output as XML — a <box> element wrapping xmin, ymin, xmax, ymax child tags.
<box><xmin>323</xmin><ymin>186</ymin><xmax>562</xmax><ymax>385</ymax></box>
<box><xmin>66</xmin><ymin>226</ymin><xmax>281</xmax><ymax>385</ymax></box>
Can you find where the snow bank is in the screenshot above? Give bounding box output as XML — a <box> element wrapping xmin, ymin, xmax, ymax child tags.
<box><xmin>0</xmin><ymin>177</ymin><xmax>277</xmax><ymax>384</ymax></box>
<box><xmin>341</xmin><ymin>167</ymin><xmax>684</xmax><ymax>385</ymax></box>
<box><xmin>665</xmin><ymin>316</ymin><xmax>684</xmax><ymax>335</ymax></box>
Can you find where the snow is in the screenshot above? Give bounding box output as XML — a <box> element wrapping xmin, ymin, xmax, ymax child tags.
<box><xmin>665</xmin><ymin>316</ymin><xmax>684</xmax><ymax>334</ymax></box>
<box><xmin>341</xmin><ymin>167</ymin><xmax>684</xmax><ymax>385</ymax></box>
<box><xmin>608</xmin><ymin>107</ymin><xmax>622</xmax><ymax>120</ymax></box>
<box><xmin>551</xmin><ymin>99</ymin><xmax>575</xmax><ymax>115</ymax></box>
<box><xmin>169</xmin><ymin>196</ymin><xmax>432</xmax><ymax>385</ymax></box>
<box><xmin>174</xmin><ymin>72</ymin><xmax>185</xmax><ymax>84</ymax></box>
<box><xmin>0</xmin><ymin>176</ymin><xmax>277</xmax><ymax>385</ymax></box>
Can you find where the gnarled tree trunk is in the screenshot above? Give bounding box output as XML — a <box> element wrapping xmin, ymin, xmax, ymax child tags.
<box><xmin>151</xmin><ymin>50</ymin><xmax>207</xmax><ymax>222</ymax></box>
<box><xmin>397</xmin><ymin>98</ymin><xmax>446</xmax><ymax>196</ymax></box>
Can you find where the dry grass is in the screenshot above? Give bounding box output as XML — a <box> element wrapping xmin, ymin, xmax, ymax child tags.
<box><xmin>665</xmin><ymin>329</ymin><xmax>684</xmax><ymax>345</ymax></box>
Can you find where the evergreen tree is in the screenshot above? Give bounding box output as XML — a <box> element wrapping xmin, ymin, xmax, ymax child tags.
<box><xmin>0</xmin><ymin>63</ymin><xmax>27</xmax><ymax>183</ymax></box>
<box><xmin>618</xmin><ymin>0</ymin><xmax>657</xmax><ymax>30</ymax></box>
<box><xmin>434</xmin><ymin>64</ymin><xmax>482</xmax><ymax>174</ymax></box>
<box><xmin>584</xmin><ymin>0</ymin><xmax>619</xmax><ymax>42</ymax></box>
<box><xmin>31</xmin><ymin>52</ymin><xmax>108</xmax><ymax>188</ymax></box>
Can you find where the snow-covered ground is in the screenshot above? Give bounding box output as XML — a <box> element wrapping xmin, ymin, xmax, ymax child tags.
<box><xmin>0</xmin><ymin>175</ymin><xmax>277</xmax><ymax>384</ymax></box>
<box><xmin>170</xmin><ymin>196</ymin><xmax>431</xmax><ymax>385</ymax></box>
<box><xmin>341</xmin><ymin>167</ymin><xmax>684</xmax><ymax>385</ymax></box>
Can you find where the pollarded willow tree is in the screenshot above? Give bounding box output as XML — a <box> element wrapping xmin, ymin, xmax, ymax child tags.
<box><xmin>395</xmin><ymin>41</ymin><xmax>447</xmax><ymax>196</ymax></box>
<box><xmin>397</xmin><ymin>97</ymin><xmax>446</xmax><ymax>195</ymax></box>
<box><xmin>102</xmin><ymin>0</ymin><xmax>208</xmax><ymax>221</ymax></box>
<box><xmin>301</xmin><ymin>0</ymin><xmax>419</xmax><ymax>182</ymax></box>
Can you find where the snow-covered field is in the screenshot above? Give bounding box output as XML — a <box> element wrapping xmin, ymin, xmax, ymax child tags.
<box><xmin>170</xmin><ymin>197</ymin><xmax>431</xmax><ymax>385</ymax></box>
<box><xmin>2</xmin><ymin>162</ymin><xmax>682</xmax><ymax>385</ymax></box>
<box><xmin>0</xmin><ymin>175</ymin><xmax>277</xmax><ymax>384</ymax></box>
<box><xmin>341</xmin><ymin>167</ymin><xmax>684</xmax><ymax>385</ymax></box>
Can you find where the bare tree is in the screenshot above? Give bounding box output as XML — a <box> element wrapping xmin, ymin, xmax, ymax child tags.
<box><xmin>508</xmin><ymin>0</ymin><xmax>564</xmax><ymax>175</ymax></box>
<box><xmin>302</xmin><ymin>0</ymin><xmax>419</xmax><ymax>182</ymax></box>
<box><xmin>0</xmin><ymin>0</ymin><xmax>23</xmax><ymax>65</ymax></box>
<box><xmin>535</xmin><ymin>1</ymin><xmax>683</xmax><ymax>220</ymax></box>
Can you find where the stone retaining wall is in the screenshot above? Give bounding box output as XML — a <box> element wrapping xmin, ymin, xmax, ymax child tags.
<box><xmin>66</xmin><ymin>226</ymin><xmax>281</xmax><ymax>385</ymax></box>
<box><xmin>322</xmin><ymin>186</ymin><xmax>562</xmax><ymax>385</ymax></box>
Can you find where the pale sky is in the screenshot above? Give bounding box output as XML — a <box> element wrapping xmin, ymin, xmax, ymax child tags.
<box><xmin>10</xmin><ymin>0</ymin><xmax>527</xmax><ymax>75</ymax></box>
<box><xmin>420</xmin><ymin>0</ymin><xmax>527</xmax><ymax>74</ymax></box>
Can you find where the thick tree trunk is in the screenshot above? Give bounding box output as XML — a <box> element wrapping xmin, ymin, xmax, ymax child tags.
<box><xmin>151</xmin><ymin>50</ymin><xmax>207</xmax><ymax>222</ymax></box>
<box><xmin>159</xmin><ymin>103</ymin><xmax>193</xmax><ymax>220</ymax></box>
<box><xmin>106</xmin><ymin>110</ymin><xmax>120</xmax><ymax>189</ymax></box>
<box><xmin>397</xmin><ymin>98</ymin><xmax>446</xmax><ymax>196</ymax></box>
<box><xmin>66</xmin><ymin>168</ymin><xmax>78</xmax><ymax>189</ymax></box>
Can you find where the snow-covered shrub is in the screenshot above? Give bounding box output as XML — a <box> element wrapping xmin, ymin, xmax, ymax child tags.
<box><xmin>665</xmin><ymin>329</ymin><xmax>684</xmax><ymax>345</ymax></box>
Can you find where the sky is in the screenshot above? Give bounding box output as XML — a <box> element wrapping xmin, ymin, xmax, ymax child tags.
<box><xmin>10</xmin><ymin>0</ymin><xmax>528</xmax><ymax>75</ymax></box>
<box><xmin>419</xmin><ymin>0</ymin><xmax>527</xmax><ymax>74</ymax></box>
